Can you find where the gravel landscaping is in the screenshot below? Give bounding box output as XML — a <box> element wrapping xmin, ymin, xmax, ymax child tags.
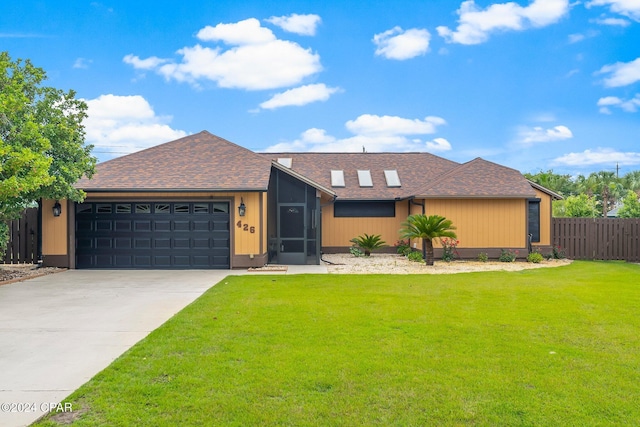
<box><xmin>322</xmin><ymin>253</ymin><xmax>572</xmax><ymax>274</ymax></box>
<box><xmin>0</xmin><ymin>264</ymin><xmax>64</xmax><ymax>285</ymax></box>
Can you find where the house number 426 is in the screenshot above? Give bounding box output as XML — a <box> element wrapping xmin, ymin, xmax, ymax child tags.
<box><xmin>236</xmin><ymin>221</ymin><xmax>255</xmax><ymax>234</ymax></box>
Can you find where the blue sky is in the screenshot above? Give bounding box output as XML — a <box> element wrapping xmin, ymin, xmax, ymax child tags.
<box><xmin>2</xmin><ymin>0</ymin><xmax>639</xmax><ymax>176</ymax></box>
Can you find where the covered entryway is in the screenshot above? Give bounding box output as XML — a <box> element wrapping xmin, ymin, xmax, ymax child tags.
<box><xmin>267</xmin><ymin>167</ymin><xmax>322</xmax><ymax>265</ymax></box>
<box><xmin>75</xmin><ymin>201</ymin><xmax>230</xmax><ymax>269</ymax></box>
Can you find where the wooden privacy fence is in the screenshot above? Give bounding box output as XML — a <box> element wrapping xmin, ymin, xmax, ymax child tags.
<box><xmin>552</xmin><ymin>218</ymin><xmax>640</xmax><ymax>262</ymax></box>
<box><xmin>2</xmin><ymin>208</ymin><xmax>39</xmax><ymax>264</ymax></box>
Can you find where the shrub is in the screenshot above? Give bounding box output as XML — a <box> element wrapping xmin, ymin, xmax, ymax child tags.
<box><xmin>550</xmin><ymin>245</ymin><xmax>566</xmax><ymax>259</ymax></box>
<box><xmin>527</xmin><ymin>251</ymin><xmax>544</xmax><ymax>263</ymax></box>
<box><xmin>477</xmin><ymin>252</ymin><xmax>489</xmax><ymax>262</ymax></box>
<box><xmin>350</xmin><ymin>234</ymin><xmax>387</xmax><ymax>257</ymax></box>
<box><xmin>349</xmin><ymin>246</ymin><xmax>364</xmax><ymax>257</ymax></box>
<box><xmin>395</xmin><ymin>240</ymin><xmax>412</xmax><ymax>256</ymax></box>
<box><xmin>441</xmin><ymin>238</ymin><xmax>460</xmax><ymax>262</ymax></box>
<box><xmin>499</xmin><ymin>249</ymin><xmax>518</xmax><ymax>262</ymax></box>
<box><xmin>407</xmin><ymin>251</ymin><xmax>424</xmax><ymax>262</ymax></box>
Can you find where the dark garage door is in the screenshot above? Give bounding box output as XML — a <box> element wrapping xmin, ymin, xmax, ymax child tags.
<box><xmin>75</xmin><ymin>201</ymin><xmax>230</xmax><ymax>269</ymax></box>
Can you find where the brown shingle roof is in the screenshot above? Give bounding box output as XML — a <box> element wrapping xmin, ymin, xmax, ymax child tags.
<box><xmin>77</xmin><ymin>131</ymin><xmax>538</xmax><ymax>199</ymax></box>
<box><xmin>260</xmin><ymin>152</ymin><xmax>459</xmax><ymax>200</ymax></box>
<box><xmin>76</xmin><ymin>131</ymin><xmax>272</xmax><ymax>191</ymax></box>
<box><xmin>414</xmin><ymin>158</ymin><xmax>536</xmax><ymax>198</ymax></box>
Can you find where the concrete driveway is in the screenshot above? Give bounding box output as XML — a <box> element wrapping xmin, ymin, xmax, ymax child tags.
<box><xmin>0</xmin><ymin>269</ymin><xmax>238</xmax><ymax>427</ymax></box>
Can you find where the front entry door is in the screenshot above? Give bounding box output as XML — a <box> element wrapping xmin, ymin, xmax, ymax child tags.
<box><xmin>278</xmin><ymin>204</ymin><xmax>305</xmax><ymax>264</ymax></box>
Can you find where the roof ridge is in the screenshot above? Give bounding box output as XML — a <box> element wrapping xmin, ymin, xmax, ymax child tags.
<box><xmin>414</xmin><ymin>157</ymin><xmax>480</xmax><ymax>195</ymax></box>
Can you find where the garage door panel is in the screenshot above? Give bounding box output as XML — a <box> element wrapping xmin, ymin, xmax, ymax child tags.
<box><xmin>96</xmin><ymin>221</ymin><xmax>112</xmax><ymax>231</ymax></box>
<box><xmin>154</xmin><ymin>238</ymin><xmax>171</xmax><ymax>249</ymax></box>
<box><xmin>115</xmin><ymin>221</ymin><xmax>131</xmax><ymax>231</ymax></box>
<box><xmin>134</xmin><ymin>221</ymin><xmax>152</xmax><ymax>231</ymax></box>
<box><xmin>154</xmin><ymin>221</ymin><xmax>171</xmax><ymax>231</ymax></box>
<box><xmin>174</xmin><ymin>221</ymin><xmax>190</xmax><ymax>231</ymax></box>
<box><xmin>76</xmin><ymin>201</ymin><xmax>230</xmax><ymax>269</ymax></box>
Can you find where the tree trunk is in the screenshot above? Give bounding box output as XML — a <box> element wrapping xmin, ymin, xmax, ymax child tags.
<box><xmin>424</xmin><ymin>239</ymin><xmax>435</xmax><ymax>266</ymax></box>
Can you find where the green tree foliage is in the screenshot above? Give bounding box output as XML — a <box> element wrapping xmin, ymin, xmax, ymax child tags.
<box><xmin>560</xmin><ymin>194</ymin><xmax>600</xmax><ymax>218</ymax></box>
<box><xmin>1</xmin><ymin>51</ymin><xmax>96</xmax><ymax>255</ymax></box>
<box><xmin>617</xmin><ymin>190</ymin><xmax>640</xmax><ymax>218</ymax></box>
<box><xmin>399</xmin><ymin>215</ymin><xmax>456</xmax><ymax>266</ymax></box>
<box><xmin>525</xmin><ymin>170</ymin><xmax>577</xmax><ymax>196</ymax></box>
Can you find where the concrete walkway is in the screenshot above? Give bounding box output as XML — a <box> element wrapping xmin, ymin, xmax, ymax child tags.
<box><xmin>0</xmin><ymin>265</ymin><xmax>326</xmax><ymax>427</ymax></box>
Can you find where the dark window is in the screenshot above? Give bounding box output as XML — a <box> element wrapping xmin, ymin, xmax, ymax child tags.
<box><xmin>334</xmin><ymin>201</ymin><xmax>395</xmax><ymax>218</ymax></box>
<box><xmin>116</xmin><ymin>204</ymin><xmax>131</xmax><ymax>214</ymax></box>
<box><xmin>76</xmin><ymin>203</ymin><xmax>92</xmax><ymax>214</ymax></box>
<box><xmin>174</xmin><ymin>204</ymin><xmax>190</xmax><ymax>214</ymax></box>
<box><xmin>135</xmin><ymin>204</ymin><xmax>151</xmax><ymax>213</ymax></box>
<box><xmin>194</xmin><ymin>203</ymin><xmax>209</xmax><ymax>214</ymax></box>
<box><xmin>213</xmin><ymin>202</ymin><xmax>229</xmax><ymax>213</ymax></box>
<box><xmin>528</xmin><ymin>199</ymin><xmax>541</xmax><ymax>243</ymax></box>
<box><xmin>96</xmin><ymin>204</ymin><xmax>112</xmax><ymax>214</ymax></box>
<box><xmin>155</xmin><ymin>204</ymin><xmax>170</xmax><ymax>214</ymax></box>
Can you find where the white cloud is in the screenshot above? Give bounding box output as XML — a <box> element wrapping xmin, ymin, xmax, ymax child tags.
<box><xmin>258</xmin><ymin>84</ymin><xmax>341</xmax><ymax>110</ymax></box>
<box><xmin>437</xmin><ymin>0</ymin><xmax>569</xmax><ymax>45</ymax></box>
<box><xmin>591</xmin><ymin>16</ymin><xmax>632</xmax><ymax>26</ymax></box>
<box><xmin>123</xmin><ymin>54</ymin><xmax>169</xmax><ymax>70</ymax></box>
<box><xmin>568</xmin><ymin>33</ymin><xmax>585</xmax><ymax>43</ymax></box>
<box><xmin>263</xmin><ymin>114</ymin><xmax>448</xmax><ymax>152</ymax></box>
<box><xmin>597</xmin><ymin>94</ymin><xmax>640</xmax><ymax>113</ymax></box>
<box><xmin>553</xmin><ymin>148</ymin><xmax>640</xmax><ymax>166</ymax></box>
<box><xmin>197</xmin><ymin>18</ymin><xmax>275</xmax><ymax>45</ymax></box>
<box><xmin>265</xmin><ymin>14</ymin><xmax>322</xmax><ymax>36</ymax></box>
<box><xmin>568</xmin><ymin>29</ymin><xmax>599</xmax><ymax>43</ymax></box>
<box><xmin>124</xmin><ymin>18</ymin><xmax>321</xmax><ymax>91</ymax></box>
<box><xmin>517</xmin><ymin>125</ymin><xmax>573</xmax><ymax>144</ymax></box>
<box><xmin>587</xmin><ymin>0</ymin><xmax>640</xmax><ymax>21</ymax></box>
<box><xmin>345</xmin><ymin>114</ymin><xmax>446</xmax><ymax>136</ymax></box>
<box><xmin>83</xmin><ymin>94</ymin><xmax>187</xmax><ymax>157</ymax></box>
<box><xmin>373</xmin><ymin>27</ymin><xmax>431</xmax><ymax>60</ymax></box>
<box><xmin>597</xmin><ymin>57</ymin><xmax>640</xmax><ymax>87</ymax></box>
<box><xmin>73</xmin><ymin>58</ymin><xmax>92</xmax><ymax>69</ymax></box>
<box><xmin>426</xmin><ymin>138</ymin><xmax>453</xmax><ymax>152</ymax></box>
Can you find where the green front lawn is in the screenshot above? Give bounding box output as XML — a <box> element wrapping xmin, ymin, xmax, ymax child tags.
<box><xmin>37</xmin><ymin>261</ymin><xmax>640</xmax><ymax>426</ymax></box>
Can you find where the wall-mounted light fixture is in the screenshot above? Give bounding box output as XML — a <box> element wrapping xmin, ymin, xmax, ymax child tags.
<box><xmin>238</xmin><ymin>197</ymin><xmax>246</xmax><ymax>217</ymax></box>
<box><xmin>52</xmin><ymin>200</ymin><xmax>62</xmax><ymax>217</ymax></box>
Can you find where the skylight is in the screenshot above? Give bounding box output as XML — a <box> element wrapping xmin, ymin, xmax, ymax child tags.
<box><xmin>357</xmin><ymin>170</ymin><xmax>373</xmax><ymax>187</ymax></box>
<box><xmin>331</xmin><ymin>170</ymin><xmax>345</xmax><ymax>187</ymax></box>
<box><xmin>277</xmin><ymin>158</ymin><xmax>292</xmax><ymax>168</ymax></box>
<box><xmin>384</xmin><ymin>170</ymin><xmax>401</xmax><ymax>187</ymax></box>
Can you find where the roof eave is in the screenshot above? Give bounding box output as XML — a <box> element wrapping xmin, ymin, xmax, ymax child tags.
<box><xmin>80</xmin><ymin>187</ymin><xmax>269</xmax><ymax>193</ymax></box>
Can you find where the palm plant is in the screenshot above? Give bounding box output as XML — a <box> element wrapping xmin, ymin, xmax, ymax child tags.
<box><xmin>350</xmin><ymin>233</ymin><xmax>387</xmax><ymax>256</ymax></box>
<box><xmin>399</xmin><ymin>215</ymin><xmax>457</xmax><ymax>266</ymax></box>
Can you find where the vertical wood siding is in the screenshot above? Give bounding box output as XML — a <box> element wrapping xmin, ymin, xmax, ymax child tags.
<box><xmin>322</xmin><ymin>201</ymin><xmax>409</xmax><ymax>247</ymax></box>
<box><xmin>425</xmin><ymin>199</ymin><xmax>526</xmax><ymax>248</ymax></box>
<box><xmin>42</xmin><ymin>199</ymin><xmax>68</xmax><ymax>255</ymax></box>
<box><xmin>534</xmin><ymin>188</ymin><xmax>552</xmax><ymax>246</ymax></box>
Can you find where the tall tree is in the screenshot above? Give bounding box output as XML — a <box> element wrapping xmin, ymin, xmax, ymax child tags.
<box><xmin>1</xmin><ymin>51</ymin><xmax>96</xmax><ymax>254</ymax></box>
<box><xmin>399</xmin><ymin>215</ymin><xmax>457</xmax><ymax>266</ymax></box>
<box><xmin>524</xmin><ymin>170</ymin><xmax>576</xmax><ymax>196</ymax></box>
